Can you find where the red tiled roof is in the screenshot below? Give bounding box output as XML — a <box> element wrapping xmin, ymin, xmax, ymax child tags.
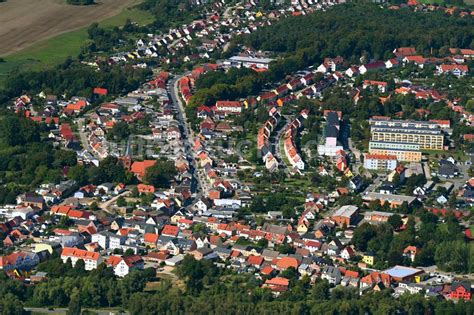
<box><xmin>265</xmin><ymin>277</ymin><xmax>289</xmax><ymax>286</ymax></box>
<box><xmin>247</xmin><ymin>255</ymin><xmax>264</xmax><ymax>266</ymax></box>
<box><xmin>61</xmin><ymin>247</ymin><xmax>100</xmax><ymax>261</ymax></box>
<box><xmin>130</xmin><ymin>160</ymin><xmax>157</xmax><ymax>178</ymax></box>
<box><xmin>261</xmin><ymin>265</ymin><xmax>274</xmax><ymax>275</ymax></box>
<box><xmin>276</xmin><ymin>256</ymin><xmax>299</xmax><ymax>270</ymax></box>
<box><xmin>161</xmin><ymin>224</ymin><xmax>179</xmax><ymax>237</ymax></box>
<box><xmin>93</xmin><ymin>87</ymin><xmax>108</xmax><ymax>96</ymax></box>
<box><xmin>364</xmin><ymin>154</ymin><xmax>397</xmax><ymax>161</ymax></box>
<box><xmin>144</xmin><ymin>233</ymin><xmax>159</xmax><ymax>244</ymax></box>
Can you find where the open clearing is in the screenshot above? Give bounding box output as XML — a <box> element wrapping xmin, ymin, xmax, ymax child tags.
<box><xmin>0</xmin><ymin>0</ymin><xmax>144</xmax><ymax>56</ymax></box>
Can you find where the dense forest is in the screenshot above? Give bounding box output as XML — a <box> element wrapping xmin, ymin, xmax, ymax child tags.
<box><xmin>237</xmin><ymin>4</ymin><xmax>474</xmax><ymax>63</ymax></box>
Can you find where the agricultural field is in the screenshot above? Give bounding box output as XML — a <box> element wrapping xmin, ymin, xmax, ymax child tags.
<box><xmin>0</xmin><ymin>0</ymin><xmax>146</xmax><ymax>56</ymax></box>
<box><xmin>0</xmin><ymin>0</ymin><xmax>153</xmax><ymax>81</ymax></box>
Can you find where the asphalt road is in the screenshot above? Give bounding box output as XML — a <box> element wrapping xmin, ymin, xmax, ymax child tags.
<box><xmin>168</xmin><ymin>75</ymin><xmax>206</xmax><ymax>205</ymax></box>
<box><xmin>273</xmin><ymin>117</ymin><xmax>290</xmax><ymax>170</ymax></box>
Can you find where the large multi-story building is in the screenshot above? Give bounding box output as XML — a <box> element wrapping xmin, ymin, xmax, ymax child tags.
<box><xmin>368</xmin><ymin>141</ymin><xmax>422</xmax><ymax>162</ymax></box>
<box><xmin>369</xmin><ymin>118</ymin><xmax>444</xmax><ymax>150</ymax></box>
<box><xmin>363</xmin><ymin>153</ymin><xmax>398</xmax><ymax>170</ymax></box>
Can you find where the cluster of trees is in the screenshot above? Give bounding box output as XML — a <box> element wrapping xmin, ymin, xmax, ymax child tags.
<box><xmin>83</xmin><ymin>23</ymin><xmax>125</xmax><ymax>55</ymax></box>
<box><xmin>107</xmin><ymin>121</ymin><xmax>131</xmax><ymax>142</ymax></box>
<box><xmin>353</xmin><ymin>211</ymin><xmax>473</xmax><ymax>273</ymax></box>
<box><xmin>189</xmin><ymin>67</ymin><xmax>265</xmax><ymax>111</ymax></box>
<box><xmin>68</xmin><ymin>156</ymin><xmax>133</xmax><ymax>186</ymax></box>
<box><xmin>0</xmin><ymin>60</ymin><xmax>151</xmax><ymax>105</ymax></box>
<box><xmin>143</xmin><ymin>159</ymin><xmax>177</xmax><ymax>188</ymax></box>
<box><xmin>66</xmin><ymin>0</ymin><xmax>95</xmax><ymax>5</ymax></box>
<box><xmin>188</xmin><ymin>55</ymin><xmax>319</xmax><ymax>112</ymax></box>
<box><xmin>139</xmin><ymin>0</ymin><xmax>206</xmax><ymax>31</ymax></box>
<box><xmin>0</xmin><ymin>115</ymin><xmax>78</xmax><ymax>203</ymax></box>
<box><xmin>247</xmin><ymin>192</ymin><xmax>300</xmax><ymax>218</ymax></box>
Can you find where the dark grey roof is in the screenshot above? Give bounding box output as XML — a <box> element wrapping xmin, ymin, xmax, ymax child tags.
<box><xmin>323</xmin><ymin>265</ymin><xmax>341</xmax><ymax>277</ymax></box>
<box><xmin>325</xmin><ymin>125</ymin><xmax>339</xmax><ymax>138</ymax></box>
<box><xmin>451</xmin><ymin>281</ymin><xmax>471</xmax><ymax>291</ymax></box>
<box><xmin>326</xmin><ymin>111</ymin><xmax>339</xmax><ymax>125</ymax></box>
<box><xmin>438</xmin><ymin>164</ymin><xmax>458</xmax><ymax>176</ymax></box>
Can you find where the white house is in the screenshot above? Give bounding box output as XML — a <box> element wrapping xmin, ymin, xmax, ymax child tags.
<box><xmin>321</xmin><ymin>266</ymin><xmax>342</xmax><ymax>285</ymax></box>
<box><xmin>106</xmin><ymin>255</ymin><xmax>144</xmax><ymax>277</ymax></box>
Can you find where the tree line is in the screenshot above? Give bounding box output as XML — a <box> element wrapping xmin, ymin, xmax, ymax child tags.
<box><xmin>0</xmin><ymin>60</ymin><xmax>151</xmax><ymax>105</ymax></box>
<box><xmin>0</xmin><ymin>253</ymin><xmax>473</xmax><ymax>314</ymax></box>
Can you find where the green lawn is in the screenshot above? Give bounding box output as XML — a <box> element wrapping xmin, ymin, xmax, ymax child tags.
<box><xmin>0</xmin><ymin>7</ymin><xmax>154</xmax><ymax>83</ymax></box>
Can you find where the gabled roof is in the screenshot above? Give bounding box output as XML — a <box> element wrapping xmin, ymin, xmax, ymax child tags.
<box><xmin>61</xmin><ymin>247</ymin><xmax>100</xmax><ymax>261</ymax></box>
<box><xmin>130</xmin><ymin>160</ymin><xmax>157</xmax><ymax>178</ymax></box>
<box><xmin>144</xmin><ymin>233</ymin><xmax>159</xmax><ymax>244</ymax></box>
<box><xmin>161</xmin><ymin>224</ymin><xmax>179</xmax><ymax>237</ymax></box>
<box><xmin>276</xmin><ymin>256</ymin><xmax>300</xmax><ymax>270</ymax></box>
<box><xmin>265</xmin><ymin>277</ymin><xmax>289</xmax><ymax>287</ymax></box>
<box><xmin>247</xmin><ymin>255</ymin><xmax>264</xmax><ymax>266</ymax></box>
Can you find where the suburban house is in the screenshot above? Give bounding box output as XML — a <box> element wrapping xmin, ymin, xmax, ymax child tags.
<box><xmin>449</xmin><ymin>282</ymin><xmax>472</xmax><ymax>301</ymax></box>
<box><xmin>321</xmin><ymin>266</ymin><xmax>342</xmax><ymax>285</ymax></box>
<box><xmin>263</xmin><ymin>277</ymin><xmax>289</xmax><ymax>294</ymax></box>
<box><xmin>214</xmin><ymin>101</ymin><xmax>242</xmax><ymax>116</ymax></box>
<box><xmin>106</xmin><ymin>255</ymin><xmax>144</xmax><ymax>277</ymax></box>
<box><xmin>61</xmin><ymin>247</ymin><xmax>102</xmax><ymax>271</ymax></box>
<box><xmin>130</xmin><ymin>160</ymin><xmax>157</xmax><ymax>180</ymax></box>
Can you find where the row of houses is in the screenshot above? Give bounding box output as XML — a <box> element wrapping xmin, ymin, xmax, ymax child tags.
<box><xmin>283</xmin><ymin>109</ymin><xmax>309</xmax><ymax>171</ymax></box>
<box><xmin>258</xmin><ymin>108</ymin><xmax>281</xmax><ymax>172</ymax></box>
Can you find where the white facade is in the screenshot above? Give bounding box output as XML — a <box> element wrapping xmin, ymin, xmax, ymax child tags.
<box><xmin>61</xmin><ymin>251</ymin><xmax>102</xmax><ymax>271</ymax></box>
<box><xmin>363</xmin><ymin>154</ymin><xmax>397</xmax><ymax>171</ymax></box>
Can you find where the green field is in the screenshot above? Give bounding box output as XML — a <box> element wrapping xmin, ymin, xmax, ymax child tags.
<box><xmin>0</xmin><ymin>7</ymin><xmax>154</xmax><ymax>83</ymax></box>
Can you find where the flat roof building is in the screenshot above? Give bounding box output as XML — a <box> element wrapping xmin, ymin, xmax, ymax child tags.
<box><xmin>363</xmin><ymin>192</ymin><xmax>416</xmax><ymax>208</ymax></box>
<box><xmin>369</xmin><ymin>118</ymin><xmax>444</xmax><ymax>151</ymax></box>
<box><xmin>363</xmin><ymin>211</ymin><xmax>394</xmax><ymax>223</ymax></box>
<box><xmin>382</xmin><ymin>265</ymin><xmax>424</xmax><ymax>282</ymax></box>
<box><xmin>332</xmin><ymin>205</ymin><xmax>358</xmax><ymax>226</ymax></box>
<box><xmin>369</xmin><ymin>141</ymin><xmax>422</xmax><ymax>162</ymax></box>
<box><xmin>225</xmin><ymin>56</ymin><xmax>274</xmax><ymax>69</ymax></box>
